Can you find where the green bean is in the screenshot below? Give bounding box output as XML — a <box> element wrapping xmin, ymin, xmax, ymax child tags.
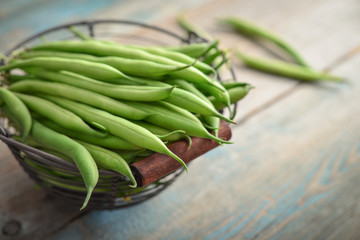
<box><xmin>17</xmin><ymin>50</ymin><xmax>194</xmax><ymax>78</ymax></box>
<box><xmin>30</xmin><ymin>120</ymin><xmax>98</xmax><ymax>210</ymax></box>
<box><xmin>38</xmin><ymin>117</ymin><xmax>141</xmax><ymax>150</ymax></box>
<box><xmin>209</xmin><ymin>82</ymin><xmax>254</xmax><ymax>110</ymax></box>
<box><xmin>40</xmin><ymin>95</ymin><xmax>189</xmax><ymax>172</ymax></box>
<box><xmin>30</xmin><ymin>40</ymin><xmax>225</xmax><ymax>91</ymax></box>
<box><xmin>223</xmin><ymin>82</ymin><xmax>255</xmax><ymax>90</ymax></box>
<box><xmin>219</xmin><ymin>17</ymin><xmax>310</xmax><ymax>68</ymax></box>
<box><xmin>9</xmin><ymin>80</ymin><xmax>150</xmax><ymax>120</ymax></box>
<box><xmin>0</xmin><ymin>56</ymin><xmax>132</xmax><ymax>81</ymax></box>
<box><xmin>234</xmin><ymin>51</ymin><xmax>343</xmax><ymax>82</ymax></box>
<box><xmin>13</xmin><ymin>92</ymin><xmax>105</xmax><ymax>137</ymax></box>
<box><xmin>16</xmin><ymin>135</ymin><xmax>74</xmax><ymax>163</ymax></box>
<box><xmin>125</xmin><ymin>46</ymin><xmax>216</xmax><ymax>74</ymax></box>
<box><xmin>75</xmin><ymin>140</ymin><xmax>137</xmax><ymax>188</ymax></box>
<box><xmin>0</xmin><ymin>87</ymin><xmax>31</xmax><ymax>141</ymax></box>
<box><xmin>164</xmin><ymin>41</ymin><xmax>218</xmax><ymax>58</ymax></box>
<box><xmin>27</xmin><ymin>69</ymin><xmax>174</xmax><ymax>102</ymax></box>
<box><xmin>131</xmin><ymin>120</ymin><xmax>188</xmax><ymax>143</ymax></box>
<box><xmin>68</xmin><ymin>26</ymin><xmax>92</xmax><ymax>40</ymax></box>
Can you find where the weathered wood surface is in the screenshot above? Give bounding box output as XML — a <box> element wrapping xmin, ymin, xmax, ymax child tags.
<box><xmin>0</xmin><ymin>0</ymin><xmax>359</xmax><ymax>239</ymax></box>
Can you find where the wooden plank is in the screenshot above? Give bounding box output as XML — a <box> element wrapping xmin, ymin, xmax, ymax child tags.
<box><xmin>0</xmin><ymin>0</ymin><xmax>359</xmax><ymax>239</ymax></box>
<box><xmin>46</xmin><ymin>40</ymin><xmax>360</xmax><ymax>240</ymax></box>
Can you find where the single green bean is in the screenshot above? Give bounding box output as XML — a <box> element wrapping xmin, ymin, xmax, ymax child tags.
<box><xmin>75</xmin><ymin>140</ymin><xmax>137</xmax><ymax>188</ymax></box>
<box><xmin>125</xmin><ymin>46</ymin><xmax>216</xmax><ymax>74</ymax></box>
<box><xmin>17</xmin><ymin>50</ymin><xmax>194</xmax><ymax>78</ymax></box>
<box><xmin>38</xmin><ymin>117</ymin><xmax>141</xmax><ymax>150</ymax></box>
<box><xmin>28</xmin><ymin>69</ymin><xmax>174</xmax><ymax>102</ymax></box>
<box><xmin>68</xmin><ymin>26</ymin><xmax>92</xmax><ymax>40</ymax></box>
<box><xmin>30</xmin><ymin>120</ymin><xmax>98</xmax><ymax>210</ymax></box>
<box><xmin>9</xmin><ymin>80</ymin><xmax>150</xmax><ymax>120</ymax></box>
<box><xmin>0</xmin><ymin>87</ymin><xmax>31</xmax><ymax>141</ymax></box>
<box><xmin>41</xmin><ymin>95</ymin><xmax>189</xmax><ymax>172</ymax></box>
<box><xmin>131</xmin><ymin>120</ymin><xmax>187</xmax><ymax>143</ymax></box>
<box><xmin>0</xmin><ymin>56</ymin><xmax>132</xmax><ymax>81</ymax></box>
<box><xmin>235</xmin><ymin>51</ymin><xmax>343</xmax><ymax>82</ymax></box>
<box><xmin>164</xmin><ymin>41</ymin><xmax>218</xmax><ymax>58</ymax></box>
<box><xmin>85</xmin><ymin>39</ymin><xmax>218</xmax><ymax>59</ymax></box>
<box><xmin>16</xmin><ymin>135</ymin><xmax>74</xmax><ymax>163</ymax></box>
<box><xmin>219</xmin><ymin>17</ymin><xmax>310</xmax><ymax>68</ymax></box>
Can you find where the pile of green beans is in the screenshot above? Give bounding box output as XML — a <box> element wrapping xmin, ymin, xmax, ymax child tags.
<box><xmin>0</xmin><ymin>34</ymin><xmax>253</xmax><ymax>210</ymax></box>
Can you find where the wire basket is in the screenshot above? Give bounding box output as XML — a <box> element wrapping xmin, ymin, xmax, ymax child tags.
<box><xmin>0</xmin><ymin>20</ymin><xmax>234</xmax><ymax>210</ymax></box>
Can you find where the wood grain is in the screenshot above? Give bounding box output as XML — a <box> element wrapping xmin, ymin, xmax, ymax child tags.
<box><xmin>0</xmin><ymin>0</ymin><xmax>359</xmax><ymax>239</ymax></box>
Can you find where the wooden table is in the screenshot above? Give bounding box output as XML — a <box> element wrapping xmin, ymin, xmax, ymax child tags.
<box><xmin>1</xmin><ymin>0</ymin><xmax>359</xmax><ymax>239</ymax></box>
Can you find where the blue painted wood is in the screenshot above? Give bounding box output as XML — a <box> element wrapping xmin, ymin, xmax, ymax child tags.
<box><xmin>0</xmin><ymin>0</ymin><xmax>128</xmax><ymax>52</ymax></box>
<box><xmin>1</xmin><ymin>0</ymin><xmax>360</xmax><ymax>239</ymax></box>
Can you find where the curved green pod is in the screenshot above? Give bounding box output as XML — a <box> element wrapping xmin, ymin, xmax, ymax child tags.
<box><xmin>30</xmin><ymin>120</ymin><xmax>98</xmax><ymax>210</ymax></box>
<box><xmin>0</xmin><ymin>88</ymin><xmax>31</xmax><ymax>141</ymax></box>
<box><xmin>30</xmin><ymin>69</ymin><xmax>174</xmax><ymax>102</ymax></box>
<box><xmin>9</xmin><ymin>80</ymin><xmax>150</xmax><ymax>120</ymax></box>
<box><xmin>219</xmin><ymin>17</ymin><xmax>310</xmax><ymax>68</ymax></box>
<box><xmin>235</xmin><ymin>51</ymin><xmax>343</xmax><ymax>82</ymax></box>
<box><xmin>0</xmin><ymin>56</ymin><xmax>131</xmax><ymax>81</ymax></box>
<box><xmin>75</xmin><ymin>140</ymin><xmax>137</xmax><ymax>188</ymax></box>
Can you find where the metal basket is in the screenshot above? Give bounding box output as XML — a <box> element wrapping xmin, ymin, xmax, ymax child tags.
<box><xmin>0</xmin><ymin>20</ymin><xmax>235</xmax><ymax>210</ymax></box>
